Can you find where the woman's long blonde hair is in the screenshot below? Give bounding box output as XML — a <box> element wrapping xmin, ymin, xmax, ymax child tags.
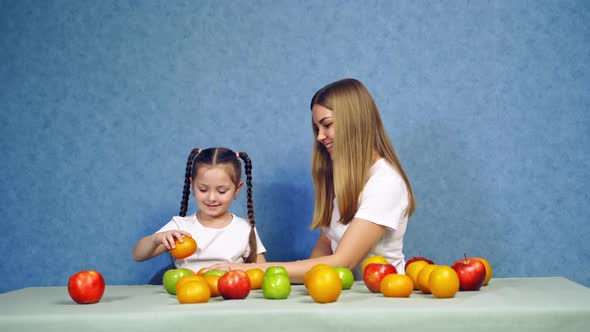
<box><xmin>309</xmin><ymin>78</ymin><xmax>415</xmax><ymax>229</ymax></box>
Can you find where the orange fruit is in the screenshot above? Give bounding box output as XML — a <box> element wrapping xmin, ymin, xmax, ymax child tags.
<box><xmin>170</xmin><ymin>237</ymin><xmax>197</xmax><ymax>259</ymax></box>
<box><xmin>361</xmin><ymin>255</ymin><xmax>389</xmax><ymax>274</ymax></box>
<box><xmin>473</xmin><ymin>257</ymin><xmax>492</xmax><ymax>286</ymax></box>
<box><xmin>204</xmin><ymin>274</ymin><xmax>221</xmax><ymax>297</ymax></box>
<box><xmin>246</xmin><ymin>268</ymin><xmax>264</xmax><ymax>290</ymax></box>
<box><xmin>196</xmin><ymin>267</ymin><xmax>207</xmax><ymax>276</ymax></box>
<box><xmin>380</xmin><ymin>274</ymin><xmax>414</xmax><ymax>297</ymax></box>
<box><xmin>176</xmin><ymin>280</ymin><xmax>210</xmax><ymax>304</ymax></box>
<box><xmin>306</xmin><ymin>266</ymin><xmax>342</xmax><ymax>303</ymax></box>
<box><xmin>176</xmin><ymin>274</ymin><xmax>207</xmax><ymax>293</ymax></box>
<box><xmin>428</xmin><ymin>265</ymin><xmax>460</xmax><ymax>298</ymax></box>
<box><xmin>405</xmin><ymin>260</ymin><xmax>429</xmax><ymax>290</ymax></box>
<box><xmin>304</xmin><ymin>264</ymin><xmax>332</xmax><ymax>289</ymax></box>
<box><xmin>417</xmin><ymin>264</ymin><xmax>438</xmax><ymax>294</ymax></box>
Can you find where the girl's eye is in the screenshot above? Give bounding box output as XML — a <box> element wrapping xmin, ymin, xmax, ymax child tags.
<box><xmin>218</xmin><ymin>191</ymin><xmax>227</xmax><ymax>194</ymax></box>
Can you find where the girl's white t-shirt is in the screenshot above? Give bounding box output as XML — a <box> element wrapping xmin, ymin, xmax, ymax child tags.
<box><xmin>156</xmin><ymin>213</ymin><xmax>266</xmax><ymax>272</ymax></box>
<box><xmin>323</xmin><ymin>159</ymin><xmax>409</xmax><ymax>279</ymax></box>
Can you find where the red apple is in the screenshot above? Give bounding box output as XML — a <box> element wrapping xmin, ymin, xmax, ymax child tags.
<box><xmin>452</xmin><ymin>256</ymin><xmax>486</xmax><ymax>291</ymax></box>
<box><xmin>405</xmin><ymin>256</ymin><xmax>435</xmax><ymax>273</ymax></box>
<box><xmin>68</xmin><ymin>269</ymin><xmax>106</xmax><ymax>304</ymax></box>
<box><xmin>363</xmin><ymin>263</ymin><xmax>397</xmax><ymax>293</ymax></box>
<box><xmin>218</xmin><ymin>270</ymin><xmax>251</xmax><ymax>300</ymax></box>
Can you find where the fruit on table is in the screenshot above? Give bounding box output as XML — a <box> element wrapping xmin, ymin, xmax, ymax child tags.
<box><xmin>203</xmin><ymin>269</ymin><xmax>227</xmax><ymax>277</ymax></box>
<box><xmin>380</xmin><ymin>274</ymin><xmax>414</xmax><ymax>297</ymax></box>
<box><xmin>204</xmin><ymin>274</ymin><xmax>221</xmax><ymax>297</ymax></box>
<box><xmin>363</xmin><ymin>263</ymin><xmax>397</xmax><ymax>293</ymax></box>
<box><xmin>472</xmin><ymin>257</ymin><xmax>492</xmax><ymax>286</ymax></box>
<box><xmin>428</xmin><ymin>265</ymin><xmax>460</xmax><ymax>298</ymax></box>
<box><xmin>175</xmin><ymin>274</ymin><xmax>208</xmax><ymax>294</ymax></box>
<box><xmin>452</xmin><ymin>255</ymin><xmax>486</xmax><ymax>291</ymax></box>
<box><xmin>304</xmin><ymin>264</ymin><xmax>332</xmax><ymax>289</ymax></box>
<box><xmin>306</xmin><ymin>264</ymin><xmax>342</xmax><ymax>303</ymax></box>
<box><xmin>361</xmin><ymin>255</ymin><xmax>389</xmax><ymax>274</ymax></box>
<box><xmin>333</xmin><ymin>266</ymin><xmax>354</xmax><ymax>290</ymax></box>
<box><xmin>218</xmin><ymin>270</ymin><xmax>251</xmax><ymax>300</ymax></box>
<box><xmin>417</xmin><ymin>264</ymin><xmax>438</xmax><ymax>294</ymax></box>
<box><xmin>246</xmin><ymin>268</ymin><xmax>265</xmax><ymax>290</ymax></box>
<box><xmin>406</xmin><ymin>260</ymin><xmax>430</xmax><ymax>290</ymax></box>
<box><xmin>162</xmin><ymin>268</ymin><xmax>194</xmax><ymax>295</ymax></box>
<box><xmin>177</xmin><ymin>280</ymin><xmax>210</xmax><ymax>304</ymax></box>
<box><xmin>262</xmin><ymin>269</ymin><xmax>291</xmax><ymax>299</ymax></box>
<box><xmin>68</xmin><ymin>269</ymin><xmax>106</xmax><ymax>304</ymax></box>
<box><xmin>405</xmin><ymin>255</ymin><xmax>435</xmax><ymax>273</ymax></box>
<box><xmin>169</xmin><ymin>236</ymin><xmax>197</xmax><ymax>259</ymax></box>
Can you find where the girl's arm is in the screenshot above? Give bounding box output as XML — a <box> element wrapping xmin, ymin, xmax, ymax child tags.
<box><xmin>132</xmin><ymin>230</ymin><xmax>191</xmax><ymax>262</ymax></box>
<box><xmin>206</xmin><ymin>218</ymin><xmax>385</xmax><ymax>283</ymax></box>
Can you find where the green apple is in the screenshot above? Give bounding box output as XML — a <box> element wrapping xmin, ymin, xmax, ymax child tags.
<box><xmin>262</xmin><ymin>266</ymin><xmax>289</xmax><ymax>290</ymax></box>
<box><xmin>334</xmin><ymin>266</ymin><xmax>354</xmax><ymax>290</ymax></box>
<box><xmin>262</xmin><ymin>273</ymin><xmax>291</xmax><ymax>299</ymax></box>
<box><xmin>264</xmin><ymin>266</ymin><xmax>288</xmax><ymax>277</ymax></box>
<box><xmin>203</xmin><ymin>269</ymin><xmax>227</xmax><ymax>277</ymax></box>
<box><xmin>162</xmin><ymin>268</ymin><xmax>193</xmax><ymax>295</ymax></box>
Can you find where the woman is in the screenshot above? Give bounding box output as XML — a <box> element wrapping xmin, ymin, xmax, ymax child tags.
<box><xmin>208</xmin><ymin>78</ymin><xmax>415</xmax><ymax>282</ymax></box>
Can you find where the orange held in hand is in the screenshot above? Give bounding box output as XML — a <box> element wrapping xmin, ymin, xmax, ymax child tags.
<box><xmin>170</xmin><ymin>236</ymin><xmax>197</xmax><ymax>259</ymax></box>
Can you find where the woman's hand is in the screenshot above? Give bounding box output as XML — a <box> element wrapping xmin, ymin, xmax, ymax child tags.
<box><xmin>204</xmin><ymin>262</ymin><xmax>263</xmax><ymax>272</ymax></box>
<box><xmin>152</xmin><ymin>230</ymin><xmax>192</xmax><ymax>250</ymax></box>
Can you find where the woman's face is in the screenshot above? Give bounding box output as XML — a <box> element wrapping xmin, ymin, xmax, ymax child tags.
<box><xmin>312</xmin><ymin>104</ymin><xmax>335</xmax><ymax>157</ymax></box>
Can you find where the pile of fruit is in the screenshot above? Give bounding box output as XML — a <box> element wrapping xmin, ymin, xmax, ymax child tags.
<box><xmin>66</xmin><ymin>236</ymin><xmax>492</xmax><ymax>304</ymax></box>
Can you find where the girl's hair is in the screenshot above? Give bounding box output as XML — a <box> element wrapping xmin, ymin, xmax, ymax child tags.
<box><xmin>309</xmin><ymin>78</ymin><xmax>416</xmax><ymax>229</ymax></box>
<box><xmin>179</xmin><ymin>147</ymin><xmax>258</xmax><ymax>263</ymax></box>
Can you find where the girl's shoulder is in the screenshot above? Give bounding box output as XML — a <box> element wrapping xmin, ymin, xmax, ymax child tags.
<box><xmin>170</xmin><ymin>214</ymin><xmax>198</xmax><ymax>226</ymax></box>
<box><xmin>229</xmin><ymin>214</ymin><xmax>251</xmax><ymax>228</ymax></box>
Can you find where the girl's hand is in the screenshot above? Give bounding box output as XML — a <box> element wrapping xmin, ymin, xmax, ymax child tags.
<box><xmin>153</xmin><ymin>230</ymin><xmax>192</xmax><ymax>250</ymax></box>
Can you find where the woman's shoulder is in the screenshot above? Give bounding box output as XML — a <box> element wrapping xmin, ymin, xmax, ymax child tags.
<box><xmin>368</xmin><ymin>159</ymin><xmax>404</xmax><ymax>182</ymax></box>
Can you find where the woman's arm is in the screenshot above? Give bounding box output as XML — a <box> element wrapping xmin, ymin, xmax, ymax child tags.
<box><xmin>206</xmin><ymin>218</ymin><xmax>385</xmax><ymax>283</ymax></box>
<box><xmin>309</xmin><ymin>230</ymin><xmax>332</xmax><ymax>258</ymax></box>
<box><xmin>254</xmin><ymin>253</ymin><xmax>267</xmax><ymax>263</ymax></box>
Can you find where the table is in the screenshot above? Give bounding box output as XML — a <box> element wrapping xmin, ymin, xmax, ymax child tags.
<box><xmin>1</xmin><ymin>277</ymin><xmax>589</xmax><ymax>331</ymax></box>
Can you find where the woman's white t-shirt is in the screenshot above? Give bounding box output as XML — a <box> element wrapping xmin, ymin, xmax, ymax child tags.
<box><xmin>156</xmin><ymin>213</ymin><xmax>266</xmax><ymax>272</ymax></box>
<box><xmin>323</xmin><ymin>159</ymin><xmax>409</xmax><ymax>279</ymax></box>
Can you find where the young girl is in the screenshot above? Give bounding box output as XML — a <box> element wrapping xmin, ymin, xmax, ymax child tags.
<box><xmin>132</xmin><ymin>147</ymin><xmax>266</xmax><ymax>272</ymax></box>
<box><xmin>207</xmin><ymin>79</ymin><xmax>415</xmax><ymax>282</ymax></box>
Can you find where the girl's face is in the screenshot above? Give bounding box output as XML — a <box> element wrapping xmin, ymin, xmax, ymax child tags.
<box><xmin>312</xmin><ymin>104</ymin><xmax>335</xmax><ymax>157</ymax></box>
<box><xmin>192</xmin><ymin>165</ymin><xmax>242</xmax><ymax>220</ymax></box>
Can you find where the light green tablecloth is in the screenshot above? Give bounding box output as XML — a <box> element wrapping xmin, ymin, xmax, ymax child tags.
<box><xmin>1</xmin><ymin>277</ymin><xmax>588</xmax><ymax>331</ymax></box>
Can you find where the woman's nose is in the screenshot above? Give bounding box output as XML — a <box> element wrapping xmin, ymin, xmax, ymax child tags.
<box><xmin>316</xmin><ymin>128</ymin><xmax>325</xmax><ymax>142</ymax></box>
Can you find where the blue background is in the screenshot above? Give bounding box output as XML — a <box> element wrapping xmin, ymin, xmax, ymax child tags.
<box><xmin>1</xmin><ymin>0</ymin><xmax>588</xmax><ymax>293</ymax></box>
